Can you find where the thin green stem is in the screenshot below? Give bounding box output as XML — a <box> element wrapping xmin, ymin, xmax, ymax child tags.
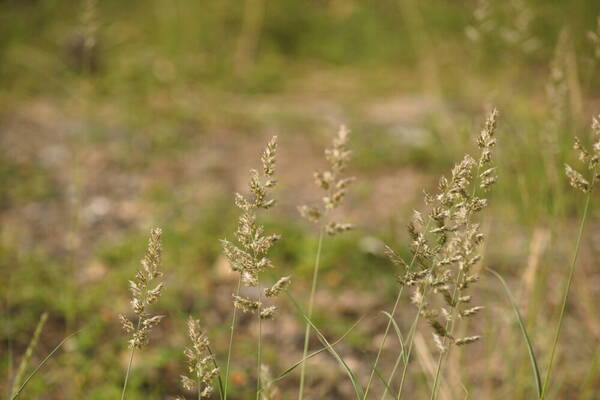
<box><xmin>394</xmin><ymin>287</ymin><xmax>430</xmax><ymax>400</ymax></box>
<box><xmin>381</xmin><ymin>307</ymin><xmax>417</xmax><ymax>400</ymax></box>
<box><xmin>363</xmin><ymin>286</ymin><xmax>404</xmax><ymax>400</ymax></box>
<box><xmin>120</xmin><ymin>317</ymin><xmax>142</xmax><ymax>400</ymax></box>
<box><xmin>120</xmin><ymin>346</ymin><xmax>136</xmax><ymax>400</ymax></box>
<box><xmin>224</xmin><ymin>277</ymin><xmax>242</xmax><ymax>400</ymax></box>
<box><xmin>10</xmin><ymin>313</ymin><xmax>48</xmax><ymax>398</ymax></box>
<box><xmin>197</xmin><ymin>365</ymin><xmax>202</xmax><ymax>400</ymax></box>
<box><xmin>430</xmin><ymin>269</ymin><xmax>463</xmax><ymax>400</ymax></box>
<box><xmin>256</xmin><ymin>279</ymin><xmax>263</xmax><ymax>400</ymax></box>
<box><xmin>298</xmin><ymin>227</ymin><xmax>324</xmax><ymax>400</ymax></box>
<box><xmin>10</xmin><ymin>329</ymin><xmax>82</xmax><ymax>400</ymax></box>
<box><xmin>364</xmin><ymin>214</ymin><xmax>435</xmax><ymax>399</ymax></box>
<box><xmin>365</xmin><ymin>288</ymin><xmax>403</xmax><ymax>398</ymax></box>
<box><xmin>206</xmin><ymin>346</ymin><xmax>225</xmax><ymax>400</ymax></box>
<box><xmin>540</xmin><ymin>191</ymin><xmax>592</xmax><ymax>399</ymax></box>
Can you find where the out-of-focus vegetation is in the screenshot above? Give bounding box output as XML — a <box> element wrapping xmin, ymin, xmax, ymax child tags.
<box><xmin>1</xmin><ymin>0</ymin><xmax>600</xmax><ymax>399</ymax></box>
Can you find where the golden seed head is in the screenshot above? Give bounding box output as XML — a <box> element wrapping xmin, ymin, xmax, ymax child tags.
<box><xmin>232</xmin><ymin>295</ymin><xmax>261</xmax><ymax>314</ymax></box>
<box><xmin>455</xmin><ymin>335</ymin><xmax>482</xmax><ymax>346</ymax></box>
<box><xmin>180</xmin><ymin>317</ymin><xmax>218</xmax><ymax>398</ymax></box>
<box><xmin>260</xmin><ymin>306</ymin><xmax>278</xmax><ymax>320</ymax></box>
<box><xmin>221</xmin><ymin>137</ymin><xmax>287</xmax><ymax>317</ymax></box>
<box><xmin>565</xmin><ymin>164</ymin><xmax>590</xmax><ymax>193</ymax></box>
<box><xmin>299</xmin><ymin>125</ymin><xmax>355</xmax><ymax>234</ymax></box>
<box><xmin>395</xmin><ymin>110</ymin><xmax>499</xmax><ymax>350</ymax></box>
<box><xmin>122</xmin><ymin>227</ymin><xmax>166</xmax><ymax>349</ymax></box>
<box><xmin>264</xmin><ymin>276</ymin><xmax>291</xmax><ymax>298</ymax></box>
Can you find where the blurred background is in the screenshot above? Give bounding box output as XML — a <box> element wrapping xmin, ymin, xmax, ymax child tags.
<box><xmin>1</xmin><ymin>0</ymin><xmax>600</xmax><ymax>398</ymax></box>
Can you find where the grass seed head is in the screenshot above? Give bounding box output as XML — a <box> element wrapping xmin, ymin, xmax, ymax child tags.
<box><xmin>233</xmin><ymin>295</ymin><xmax>261</xmax><ymax>314</ymax></box>
<box><xmin>455</xmin><ymin>335</ymin><xmax>482</xmax><ymax>346</ymax></box>
<box><xmin>221</xmin><ymin>137</ymin><xmax>289</xmax><ymax>318</ymax></box>
<box><xmin>260</xmin><ymin>364</ymin><xmax>281</xmax><ymax>400</ymax></box>
<box><xmin>264</xmin><ymin>276</ymin><xmax>291</xmax><ymax>298</ymax></box>
<box><xmin>179</xmin><ymin>317</ymin><xmax>218</xmax><ymax>399</ymax></box>
<box><xmin>121</xmin><ymin>227</ymin><xmax>165</xmax><ymax>349</ymax></box>
<box><xmin>299</xmin><ymin>125</ymin><xmax>355</xmax><ymax>235</ymax></box>
<box><xmin>565</xmin><ymin>116</ymin><xmax>600</xmax><ymax>193</ymax></box>
<box><xmin>394</xmin><ymin>109</ymin><xmax>499</xmax><ymax>351</ymax></box>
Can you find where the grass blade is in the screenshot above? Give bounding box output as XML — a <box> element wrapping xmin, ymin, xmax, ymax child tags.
<box><xmin>10</xmin><ymin>312</ymin><xmax>48</xmax><ymax>397</ymax></box>
<box><xmin>206</xmin><ymin>345</ymin><xmax>225</xmax><ymax>400</ymax></box>
<box><xmin>380</xmin><ymin>311</ymin><xmax>406</xmax><ymax>365</ymax></box>
<box><xmin>286</xmin><ymin>293</ymin><xmax>364</xmax><ymax>399</ymax></box>
<box><xmin>10</xmin><ymin>328</ymin><xmax>83</xmax><ymax>400</ymax></box>
<box><xmin>362</xmin><ymin>348</ymin><xmax>398</xmax><ymax>399</ymax></box>
<box><xmin>272</xmin><ymin>315</ymin><xmax>365</xmax><ymax>384</ymax></box>
<box><xmin>487</xmin><ymin>268</ymin><xmax>542</xmax><ymax>398</ymax></box>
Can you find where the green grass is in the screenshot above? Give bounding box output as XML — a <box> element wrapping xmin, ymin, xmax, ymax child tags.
<box><xmin>2</xmin><ymin>0</ymin><xmax>600</xmax><ymax>398</ymax></box>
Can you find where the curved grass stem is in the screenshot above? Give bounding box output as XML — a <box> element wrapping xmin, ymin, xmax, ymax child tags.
<box><xmin>256</xmin><ymin>277</ymin><xmax>263</xmax><ymax>400</ymax></box>
<box><xmin>120</xmin><ymin>347</ymin><xmax>136</xmax><ymax>400</ymax></box>
<box><xmin>224</xmin><ymin>277</ymin><xmax>242</xmax><ymax>400</ymax></box>
<box><xmin>393</xmin><ymin>288</ymin><xmax>430</xmax><ymax>400</ymax></box>
<box><xmin>298</xmin><ymin>228</ymin><xmax>324</xmax><ymax>399</ymax></box>
<box><xmin>364</xmin><ymin>288</ymin><xmax>404</xmax><ymax>398</ymax></box>
<box><xmin>540</xmin><ymin>191</ymin><xmax>592</xmax><ymax>399</ymax></box>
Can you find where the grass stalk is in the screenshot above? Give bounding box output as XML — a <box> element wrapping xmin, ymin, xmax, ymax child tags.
<box><xmin>10</xmin><ymin>329</ymin><xmax>82</xmax><ymax>400</ymax></box>
<box><xmin>430</xmin><ymin>157</ymin><xmax>486</xmax><ymax>400</ymax></box>
<box><xmin>120</xmin><ymin>347</ymin><xmax>136</xmax><ymax>400</ymax></box>
<box><xmin>256</xmin><ymin>277</ymin><xmax>263</xmax><ymax>400</ymax></box>
<box><xmin>206</xmin><ymin>346</ymin><xmax>225</xmax><ymax>400</ymax></box>
<box><xmin>288</xmin><ymin>292</ymin><xmax>364</xmax><ymax>399</ymax></box>
<box><xmin>10</xmin><ymin>312</ymin><xmax>48</xmax><ymax>398</ymax></box>
<box><xmin>540</xmin><ymin>191</ymin><xmax>592</xmax><ymax>399</ymax></box>
<box><xmin>120</xmin><ymin>318</ymin><xmax>142</xmax><ymax>400</ymax></box>
<box><xmin>363</xmin><ymin>288</ymin><xmax>403</xmax><ymax>398</ymax></box>
<box><xmin>488</xmin><ymin>268</ymin><xmax>542</xmax><ymax>398</ymax></box>
<box><xmin>298</xmin><ymin>227</ymin><xmax>324</xmax><ymax>399</ymax></box>
<box><xmin>224</xmin><ymin>277</ymin><xmax>242</xmax><ymax>400</ymax></box>
<box><xmin>366</xmin><ymin>209</ymin><xmax>440</xmax><ymax>399</ymax></box>
<box><xmin>394</xmin><ymin>288</ymin><xmax>430</xmax><ymax>400</ymax></box>
<box><xmin>429</xmin><ymin>269</ymin><xmax>463</xmax><ymax>400</ymax></box>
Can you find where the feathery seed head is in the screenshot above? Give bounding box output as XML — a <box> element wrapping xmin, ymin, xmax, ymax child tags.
<box><xmin>260</xmin><ymin>364</ymin><xmax>281</xmax><ymax>400</ymax></box>
<box><xmin>264</xmin><ymin>276</ymin><xmax>291</xmax><ymax>298</ymax></box>
<box><xmin>298</xmin><ymin>205</ymin><xmax>322</xmax><ymax>222</ymax></box>
<box><xmin>260</xmin><ymin>306</ymin><xmax>278</xmax><ymax>320</ymax></box>
<box><xmin>455</xmin><ymin>335</ymin><xmax>481</xmax><ymax>346</ymax></box>
<box><xmin>262</xmin><ymin>136</ymin><xmax>278</xmax><ymax>178</ymax></box>
<box><xmin>566</xmin><ymin>164</ymin><xmax>591</xmax><ymax>193</ymax></box>
<box><xmin>395</xmin><ymin>109</ymin><xmax>499</xmax><ymax>351</ymax></box>
<box><xmin>325</xmin><ymin>222</ymin><xmax>354</xmax><ymax>236</ymax></box>
<box><xmin>232</xmin><ymin>295</ymin><xmax>261</xmax><ymax>313</ymax></box>
<box><xmin>461</xmin><ymin>306</ymin><xmax>484</xmax><ymax>317</ymax></box>
<box><xmin>179</xmin><ymin>317</ymin><xmax>218</xmax><ymax>399</ymax></box>
<box><xmin>433</xmin><ymin>333</ymin><xmax>447</xmax><ymax>353</ymax></box>
<box><xmin>299</xmin><ymin>125</ymin><xmax>355</xmax><ymax>235</ymax></box>
<box><xmin>221</xmin><ymin>136</ymin><xmax>289</xmax><ymax>318</ymax></box>
<box><xmin>121</xmin><ymin>227</ymin><xmax>165</xmax><ymax>349</ymax></box>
